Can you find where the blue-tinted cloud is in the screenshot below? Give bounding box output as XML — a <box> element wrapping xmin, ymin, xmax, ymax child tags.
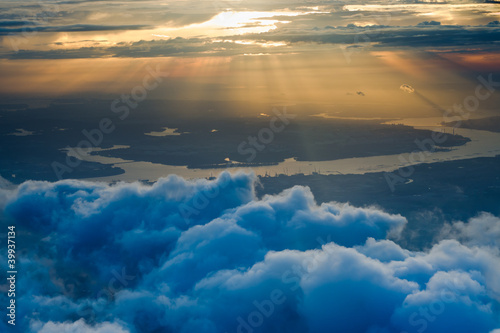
<box><xmin>0</xmin><ymin>172</ymin><xmax>499</xmax><ymax>332</ymax></box>
<box><xmin>32</xmin><ymin>319</ymin><xmax>129</xmax><ymax>333</ymax></box>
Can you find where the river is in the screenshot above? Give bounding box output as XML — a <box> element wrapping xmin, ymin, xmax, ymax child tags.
<box><xmin>75</xmin><ymin>117</ymin><xmax>500</xmax><ymax>182</ymax></box>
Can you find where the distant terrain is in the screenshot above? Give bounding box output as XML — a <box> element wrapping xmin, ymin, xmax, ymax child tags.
<box><xmin>445</xmin><ymin>116</ymin><xmax>500</xmax><ymax>133</ymax></box>
<box><xmin>0</xmin><ymin>99</ymin><xmax>469</xmax><ymax>183</ymax></box>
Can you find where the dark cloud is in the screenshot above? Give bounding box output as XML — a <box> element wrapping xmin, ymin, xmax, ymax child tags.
<box><xmin>255</xmin><ymin>24</ymin><xmax>500</xmax><ymax>50</ymax></box>
<box><xmin>4</xmin><ymin>22</ymin><xmax>500</xmax><ymax>59</ymax></box>
<box><xmin>417</xmin><ymin>20</ymin><xmax>441</xmax><ymax>26</ymax></box>
<box><xmin>4</xmin><ymin>37</ymin><xmax>280</xmax><ymax>59</ymax></box>
<box><xmin>1</xmin><ymin>172</ymin><xmax>499</xmax><ymax>332</ymax></box>
<box><xmin>0</xmin><ymin>20</ymin><xmax>37</xmax><ymax>27</ymax></box>
<box><xmin>0</xmin><ymin>23</ymin><xmax>152</xmax><ymax>36</ymax></box>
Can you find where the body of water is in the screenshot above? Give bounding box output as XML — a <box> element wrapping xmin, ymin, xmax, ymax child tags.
<box><xmin>78</xmin><ymin>117</ymin><xmax>500</xmax><ymax>182</ymax></box>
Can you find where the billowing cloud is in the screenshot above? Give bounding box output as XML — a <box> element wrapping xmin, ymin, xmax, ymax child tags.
<box><xmin>439</xmin><ymin>212</ymin><xmax>500</xmax><ymax>247</ymax></box>
<box><xmin>400</xmin><ymin>84</ymin><xmax>415</xmax><ymax>93</ymax></box>
<box><xmin>0</xmin><ymin>172</ymin><xmax>499</xmax><ymax>332</ymax></box>
<box><xmin>32</xmin><ymin>319</ymin><xmax>129</xmax><ymax>333</ymax></box>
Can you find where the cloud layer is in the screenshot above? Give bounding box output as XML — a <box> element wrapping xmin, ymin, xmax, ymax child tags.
<box><xmin>1</xmin><ymin>172</ymin><xmax>499</xmax><ymax>333</ymax></box>
<box><xmin>2</xmin><ymin>1</ymin><xmax>500</xmax><ymax>59</ymax></box>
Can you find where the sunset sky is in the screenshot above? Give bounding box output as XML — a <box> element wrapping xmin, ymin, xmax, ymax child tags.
<box><xmin>1</xmin><ymin>0</ymin><xmax>500</xmax><ymax>117</ymax></box>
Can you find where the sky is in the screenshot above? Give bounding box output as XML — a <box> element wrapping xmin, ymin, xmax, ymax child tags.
<box><xmin>1</xmin><ymin>0</ymin><xmax>500</xmax><ymax>117</ymax></box>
